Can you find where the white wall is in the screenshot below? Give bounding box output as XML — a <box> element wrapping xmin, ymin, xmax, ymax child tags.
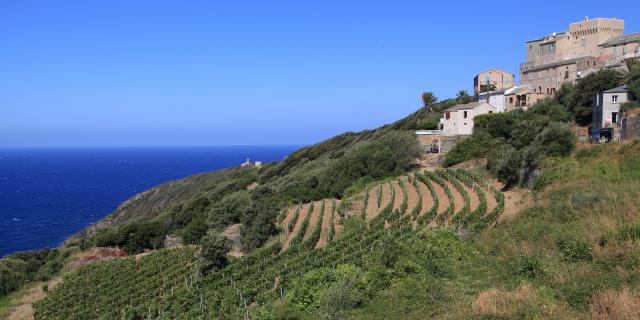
<box><xmin>479</xmin><ymin>92</ymin><xmax>506</xmax><ymax>112</ymax></box>
<box><xmin>440</xmin><ymin>103</ymin><xmax>497</xmax><ymax>136</ymax></box>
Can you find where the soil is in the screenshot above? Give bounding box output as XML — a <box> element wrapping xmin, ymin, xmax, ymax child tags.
<box><xmin>282</xmin><ymin>203</ymin><xmax>310</xmax><ymax>251</ymax></box>
<box><xmin>430</xmin><ymin>180</ymin><xmax>450</xmax><ymax>226</ymax></box>
<box><xmin>464</xmin><ymin>184</ymin><xmax>480</xmax><ymax>213</ymax></box>
<box><xmin>403</xmin><ymin>176</ymin><xmax>419</xmax><ymax>216</ymax></box>
<box><xmin>446</xmin><ymin>180</ymin><xmax>465</xmax><ymax>224</ymax></box>
<box><xmin>392</xmin><ymin>181</ymin><xmax>404</xmax><ymax>211</ymax></box>
<box><xmin>499</xmin><ymin>188</ymin><xmax>532</xmax><ymax>223</ymax></box>
<box><xmin>365</xmin><ymin>184</ymin><xmax>380</xmax><ymax>220</ymax></box>
<box><xmin>333</xmin><ymin>200</ymin><xmax>343</xmax><ymax>235</ymax></box>
<box><xmin>315</xmin><ymin>200</ymin><xmax>333</xmax><ymax>249</ymax></box>
<box><xmin>303</xmin><ymin>201</ymin><xmax>323</xmax><ymax>241</ymax></box>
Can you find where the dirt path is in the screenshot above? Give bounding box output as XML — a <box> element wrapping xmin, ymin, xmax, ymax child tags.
<box><xmin>282</xmin><ymin>203</ymin><xmax>310</xmax><ymax>250</ymax></box>
<box><xmin>365</xmin><ymin>184</ymin><xmax>381</xmax><ymax>220</ymax></box>
<box><xmin>392</xmin><ymin>180</ymin><xmax>404</xmax><ymax>211</ymax></box>
<box><xmin>303</xmin><ymin>201</ymin><xmax>322</xmax><ymax>241</ymax></box>
<box><xmin>6</xmin><ymin>277</ymin><xmax>63</xmax><ymax>320</ymax></box>
<box><xmin>315</xmin><ymin>200</ymin><xmax>332</xmax><ymax>249</ymax></box>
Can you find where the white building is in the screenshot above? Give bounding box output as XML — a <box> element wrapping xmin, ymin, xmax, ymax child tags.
<box><xmin>592</xmin><ymin>85</ymin><xmax>636</xmax><ymax>140</ymax></box>
<box><xmin>478</xmin><ymin>87</ymin><xmax>509</xmax><ymax>112</ymax></box>
<box><xmin>439</xmin><ymin>102</ymin><xmax>497</xmax><ymax>136</ymax></box>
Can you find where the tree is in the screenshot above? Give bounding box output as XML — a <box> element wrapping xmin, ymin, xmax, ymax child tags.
<box><xmin>199</xmin><ymin>232</ymin><xmax>232</xmax><ymax>275</ymax></box>
<box><xmin>421</xmin><ymin>91</ymin><xmax>438</xmax><ymax>111</ymax></box>
<box><xmin>456</xmin><ymin>90</ymin><xmax>471</xmax><ymax>104</ymax></box>
<box><xmin>624</xmin><ymin>59</ymin><xmax>640</xmax><ymax>97</ymax></box>
<box><xmin>569</xmin><ymin>69</ymin><xmax>623</xmax><ymax>125</ymax></box>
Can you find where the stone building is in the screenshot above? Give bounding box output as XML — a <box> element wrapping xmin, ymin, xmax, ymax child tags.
<box><xmin>519</xmin><ymin>17</ymin><xmax>632</xmax><ymax>100</ymax></box>
<box><xmin>592</xmin><ymin>85</ymin><xmax>637</xmax><ymax>140</ymax></box>
<box><xmin>473</xmin><ymin>69</ymin><xmax>515</xmax><ymax>94</ymax></box>
<box><xmin>439</xmin><ymin>102</ymin><xmax>497</xmax><ymax>136</ymax></box>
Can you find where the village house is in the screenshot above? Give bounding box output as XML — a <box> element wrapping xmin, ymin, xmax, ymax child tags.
<box><xmin>592</xmin><ymin>85</ymin><xmax>637</xmax><ymax>141</ymax></box>
<box><xmin>478</xmin><ymin>87</ymin><xmax>509</xmax><ymax>113</ymax></box>
<box><xmin>473</xmin><ymin>69</ymin><xmax>515</xmax><ymax>94</ymax></box>
<box><xmin>439</xmin><ymin>102</ymin><xmax>497</xmax><ymax>136</ymax></box>
<box><xmin>599</xmin><ymin>32</ymin><xmax>640</xmax><ymax>69</ymax></box>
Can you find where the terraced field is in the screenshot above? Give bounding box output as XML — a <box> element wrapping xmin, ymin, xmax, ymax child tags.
<box><xmin>277</xmin><ymin>169</ymin><xmax>506</xmax><ymax>250</ymax></box>
<box><xmin>35</xmin><ymin>169</ymin><xmax>505</xmax><ymax>319</ymax></box>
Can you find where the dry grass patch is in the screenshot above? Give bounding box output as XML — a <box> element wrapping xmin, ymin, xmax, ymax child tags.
<box><xmin>472</xmin><ymin>284</ymin><xmax>573</xmax><ymax>319</ymax></box>
<box><xmin>589</xmin><ymin>287</ymin><xmax>640</xmax><ymax>320</ymax></box>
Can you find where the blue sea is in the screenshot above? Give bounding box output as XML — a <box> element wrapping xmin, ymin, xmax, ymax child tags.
<box><xmin>0</xmin><ymin>146</ymin><xmax>298</xmax><ymax>257</ymax></box>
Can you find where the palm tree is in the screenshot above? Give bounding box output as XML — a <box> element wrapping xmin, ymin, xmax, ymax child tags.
<box><xmin>421</xmin><ymin>91</ymin><xmax>438</xmax><ymax>111</ymax></box>
<box><xmin>456</xmin><ymin>90</ymin><xmax>471</xmax><ymax>103</ymax></box>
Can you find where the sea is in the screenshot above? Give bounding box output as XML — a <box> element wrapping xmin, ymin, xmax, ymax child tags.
<box><xmin>0</xmin><ymin>146</ymin><xmax>298</xmax><ymax>257</ymax></box>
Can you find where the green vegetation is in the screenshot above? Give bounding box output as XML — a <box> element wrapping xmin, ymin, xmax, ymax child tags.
<box><xmin>0</xmin><ymin>247</ymin><xmax>75</xmax><ymax>298</ymax></box>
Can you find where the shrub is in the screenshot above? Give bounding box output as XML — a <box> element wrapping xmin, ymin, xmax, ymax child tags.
<box><xmin>444</xmin><ymin>131</ymin><xmax>500</xmax><ymax>167</ymax></box>
<box><xmin>199</xmin><ymin>232</ymin><xmax>232</xmax><ymax>275</ymax></box>
<box><xmin>568</xmin><ymin>69</ymin><xmax>623</xmax><ymax>124</ymax></box>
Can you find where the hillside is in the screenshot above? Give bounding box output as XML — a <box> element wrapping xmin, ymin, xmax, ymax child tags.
<box><xmin>32</xmin><ymin>138</ymin><xmax>640</xmax><ymax>320</ymax></box>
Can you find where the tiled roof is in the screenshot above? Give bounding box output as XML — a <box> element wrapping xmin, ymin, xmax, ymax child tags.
<box><xmin>599</xmin><ymin>32</ymin><xmax>640</xmax><ymax>47</ymax></box>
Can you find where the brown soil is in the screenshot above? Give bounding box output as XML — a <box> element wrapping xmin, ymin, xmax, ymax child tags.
<box><xmin>223</xmin><ymin>223</ymin><xmax>245</xmax><ymax>257</ymax></box>
<box><xmin>499</xmin><ymin>188</ymin><xmax>532</xmax><ymax>224</ymax></box>
<box><xmin>333</xmin><ymin>200</ymin><xmax>343</xmax><ymax>235</ymax></box>
<box><xmin>464</xmin><ymin>184</ymin><xmax>480</xmax><ymax>213</ymax></box>
<box><xmin>417</xmin><ymin>179</ymin><xmax>433</xmax><ymax>216</ymax></box>
<box><xmin>303</xmin><ymin>201</ymin><xmax>323</xmax><ymax>241</ymax></box>
<box><xmin>447</xmin><ymin>180</ymin><xmax>465</xmax><ymax>223</ymax></box>
<box><xmin>485</xmin><ymin>186</ymin><xmax>498</xmax><ymax>214</ymax></box>
<box><xmin>392</xmin><ymin>180</ymin><xmax>404</xmax><ymax>211</ymax></box>
<box><xmin>365</xmin><ymin>184</ymin><xmax>381</xmax><ymax>220</ymax></box>
<box><xmin>246</xmin><ymin>182</ymin><xmax>259</xmax><ymax>190</ymax></box>
<box><xmin>64</xmin><ymin>247</ymin><xmax>127</xmax><ymax>269</ymax></box>
<box><xmin>282</xmin><ymin>203</ymin><xmax>310</xmax><ymax>251</ymax></box>
<box><xmin>403</xmin><ymin>176</ymin><xmax>419</xmax><ymax>217</ymax></box>
<box><xmin>348</xmin><ymin>194</ymin><xmax>364</xmax><ymax>218</ymax></box>
<box><xmin>315</xmin><ymin>200</ymin><xmax>332</xmax><ymax>249</ymax></box>
<box><xmin>430</xmin><ymin>180</ymin><xmax>450</xmax><ymax>227</ymax></box>
<box><xmin>279</xmin><ymin>205</ymin><xmax>298</xmax><ymax>229</ymax></box>
<box><xmin>379</xmin><ymin>182</ymin><xmax>392</xmax><ymax>216</ymax></box>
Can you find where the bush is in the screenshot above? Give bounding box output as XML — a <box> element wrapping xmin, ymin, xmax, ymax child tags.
<box><xmin>181</xmin><ymin>213</ymin><xmax>208</xmax><ymax>244</ymax></box>
<box><xmin>487</xmin><ymin>145</ymin><xmax>521</xmax><ymax>187</ymax></box>
<box><xmin>199</xmin><ymin>232</ymin><xmax>232</xmax><ymax>275</ymax></box>
<box><xmin>444</xmin><ymin>131</ymin><xmax>500</xmax><ymax>166</ymax></box>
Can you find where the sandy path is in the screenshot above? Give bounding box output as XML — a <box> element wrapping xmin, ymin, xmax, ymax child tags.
<box><xmin>392</xmin><ymin>180</ymin><xmax>404</xmax><ymax>211</ymax></box>
<box><xmin>282</xmin><ymin>203</ymin><xmax>310</xmax><ymax>250</ymax></box>
<box><xmin>315</xmin><ymin>200</ymin><xmax>332</xmax><ymax>248</ymax></box>
<box><xmin>365</xmin><ymin>184</ymin><xmax>381</xmax><ymax>220</ymax></box>
<box><xmin>303</xmin><ymin>201</ymin><xmax>322</xmax><ymax>241</ymax></box>
<box><xmin>403</xmin><ymin>176</ymin><xmax>419</xmax><ymax>217</ymax></box>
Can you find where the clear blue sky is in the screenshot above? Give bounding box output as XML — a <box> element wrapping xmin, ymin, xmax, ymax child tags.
<box><xmin>2</xmin><ymin>1</ymin><xmax>639</xmax><ymax>147</ymax></box>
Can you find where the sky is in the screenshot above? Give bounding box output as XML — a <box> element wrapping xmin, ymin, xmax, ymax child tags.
<box><xmin>1</xmin><ymin>0</ymin><xmax>639</xmax><ymax>147</ymax></box>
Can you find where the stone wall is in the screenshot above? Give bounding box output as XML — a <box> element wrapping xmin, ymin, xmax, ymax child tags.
<box><xmin>416</xmin><ymin>134</ymin><xmax>461</xmax><ymax>153</ymax></box>
<box><xmin>620</xmin><ymin>116</ymin><xmax>640</xmax><ymax>141</ymax></box>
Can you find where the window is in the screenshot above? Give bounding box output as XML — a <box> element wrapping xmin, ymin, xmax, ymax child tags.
<box><xmin>445</xmin><ymin>112</ymin><xmax>450</xmax><ymax>119</ymax></box>
<box><xmin>565</xmin><ymin>70</ymin><xmax>569</xmax><ymax>79</ymax></box>
<box><xmin>489</xmin><ymin>111</ymin><xmax>493</xmax><ymax>114</ymax></box>
<box><xmin>463</xmin><ymin>111</ymin><xmax>468</xmax><ymax>118</ymax></box>
<box><xmin>612</xmin><ymin>112</ymin><xmax>618</xmax><ymax>124</ymax></box>
<box><xmin>582</xmin><ymin>39</ymin><xmax>586</xmax><ymax>47</ymax></box>
<box><xmin>612</xmin><ymin>95</ymin><xmax>618</xmax><ymax>103</ymax></box>
<box><xmin>509</xmin><ymin>97</ymin><xmax>514</xmax><ymax>104</ymax></box>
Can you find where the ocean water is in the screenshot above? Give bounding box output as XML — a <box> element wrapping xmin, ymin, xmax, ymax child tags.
<box><xmin>0</xmin><ymin>146</ymin><xmax>297</xmax><ymax>257</ymax></box>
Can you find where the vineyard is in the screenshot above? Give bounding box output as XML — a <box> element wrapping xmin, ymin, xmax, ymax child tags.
<box><xmin>34</xmin><ymin>169</ymin><xmax>505</xmax><ymax>319</ymax></box>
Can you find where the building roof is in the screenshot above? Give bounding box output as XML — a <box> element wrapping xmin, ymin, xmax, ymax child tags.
<box><xmin>443</xmin><ymin>102</ymin><xmax>488</xmax><ymax>112</ymax></box>
<box><xmin>599</xmin><ymin>32</ymin><xmax>640</xmax><ymax>47</ymax></box>
<box><xmin>504</xmin><ymin>85</ymin><xmax>531</xmax><ymax>96</ymax></box>
<box><xmin>602</xmin><ymin>85</ymin><xmax>631</xmax><ymax>93</ymax></box>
